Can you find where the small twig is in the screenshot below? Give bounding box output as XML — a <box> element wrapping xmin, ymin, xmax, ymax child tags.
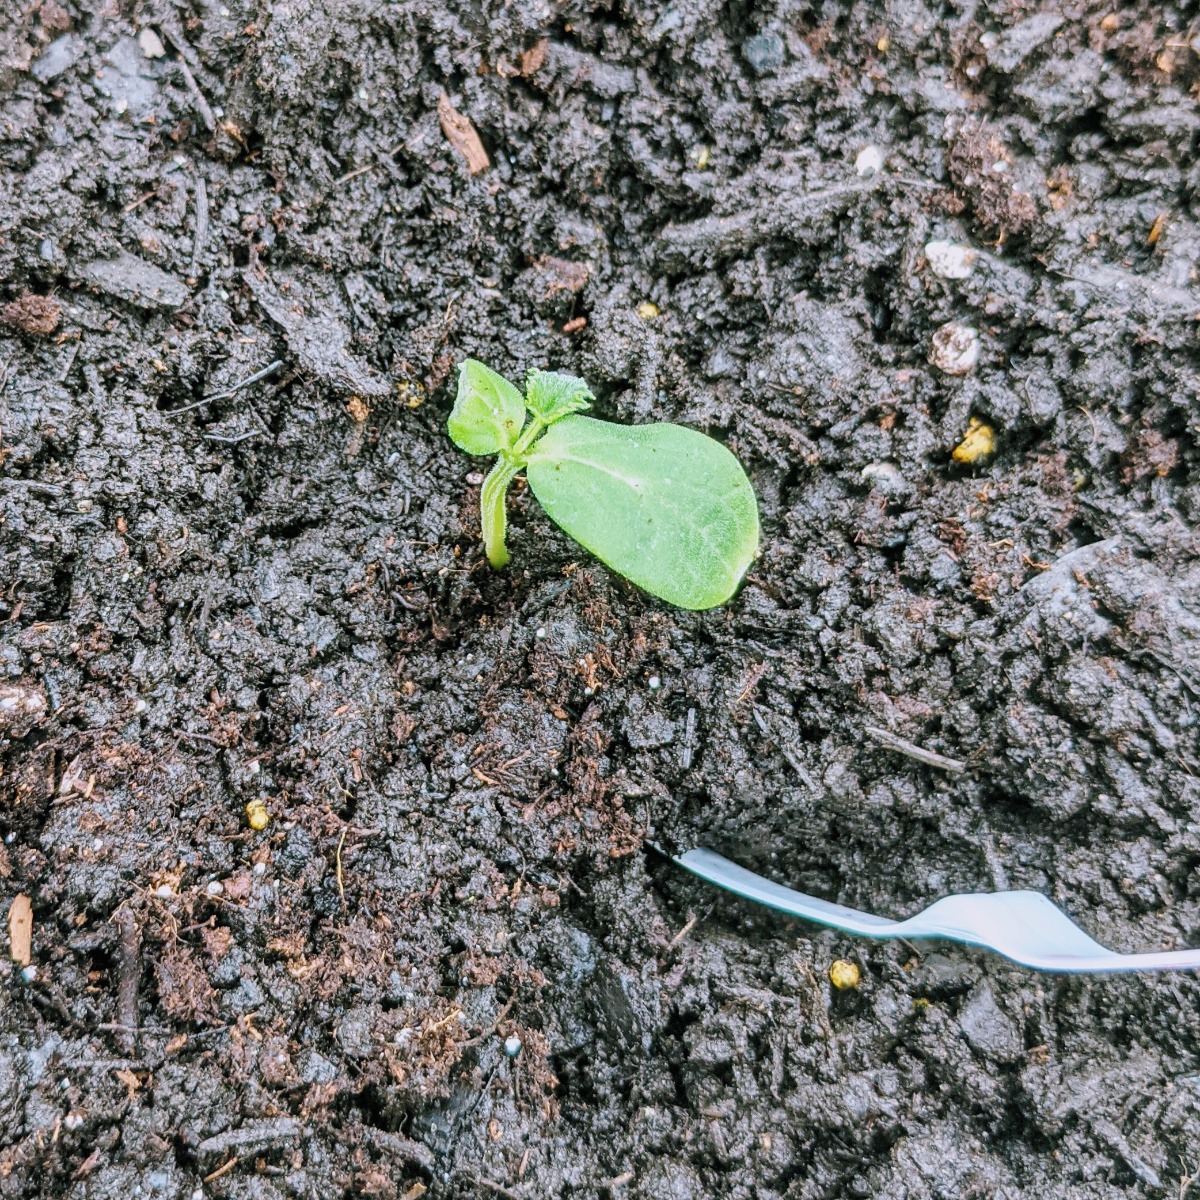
<box><xmin>61</xmin><ymin>1058</ymin><xmax>148</xmax><ymax>1070</ymax></box>
<box><xmin>462</xmin><ymin>995</ymin><xmax>516</xmax><ymax>1047</ymax></box>
<box><xmin>667</xmin><ymin>911</ymin><xmax>698</xmax><ymax>949</ymax></box>
<box><xmin>598</xmin><ymin>1173</ymin><xmax>635</xmax><ymax>1191</ymax></box>
<box><xmin>96</xmin><ymin>1021</ymin><xmax>227</xmax><ymax>1038</ymax></box>
<box><xmin>332</xmin><ymin>138</ymin><xmax>409</xmax><ymax>187</ymax></box>
<box><xmin>160</xmin><ymin>396</ymin><xmax>217</xmax><ymax>417</ymax></box>
<box><xmin>864</xmin><ymin>725</ymin><xmax>965</xmax><ymax>775</ymax></box>
<box><xmin>171</xmin><ymin>56</ymin><xmax>215</xmax><ymax>131</ymax></box>
<box><xmin>680</xmin><ymin>707</ymin><xmax>696</xmax><ymax>771</ymax></box>
<box><xmin>164</xmin><ymin>360</ymin><xmax>282</xmax><ymax>424</ymax></box>
<box><xmin>333</xmin><ymin>161</ymin><xmax>377</xmax><ymax>187</ymax></box>
<box><xmin>56</xmin><ymin>340</ymin><xmax>79</xmax><ymax>384</ymax></box>
<box><xmin>203</xmin><ymin>1157</ymin><xmax>239</xmax><ymax>1184</ymax></box>
<box><xmin>175</xmin><ymin>729</ymin><xmax>226</xmax><ymax>746</ymax></box>
<box><xmin>113</xmin><ymin>907</ymin><xmax>142</xmax><ymax>1055</ymax></box>
<box><xmin>335</xmin><ymin>827</ymin><xmax>347</xmax><ymax>904</ymax></box>
<box><xmin>203</xmin><ymin>431</ymin><xmax>260</xmax><ymax>445</ymax></box>
<box><xmin>122</xmin><ymin>189</ymin><xmax>157</xmax><ymax>213</ymax></box>
<box><xmin>467</xmin><ymin>1176</ymin><xmax>523</xmax><ymax>1200</ymax></box>
<box><xmin>204</xmin><ymin>359</ymin><xmax>284</xmax><ymax>404</ymax></box>
<box><xmin>191</xmin><ymin>175</ymin><xmax>209</xmax><ymax>275</ymax></box>
<box><xmin>780</xmin><ymin>745</ymin><xmax>818</xmax><ymax>790</ymax></box>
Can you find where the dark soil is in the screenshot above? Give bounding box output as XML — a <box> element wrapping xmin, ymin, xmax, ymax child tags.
<box><xmin>2</xmin><ymin>1</ymin><xmax>1199</xmax><ymax>1196</ymax></box>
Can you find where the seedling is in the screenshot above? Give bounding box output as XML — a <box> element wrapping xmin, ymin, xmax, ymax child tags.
<box><xmin>447</xmin><ymin>359</ymin><xmax>759</xmax><ymax>610</ymax></box>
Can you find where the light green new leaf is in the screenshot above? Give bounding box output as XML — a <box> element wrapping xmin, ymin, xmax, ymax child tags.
<box><xmin>448</xmin><ymin>359</ymin><xmax>525</xmax><ymax>455</ymax></box>
<box><xmin>524</xmin><ymin>369</ymin><xmax>593</xmax><ymax>425</ymax></box>
<box><xmin>525</xmin><ymin>415</ymin><xmax>759</xmax><ymax>610</ymax></box>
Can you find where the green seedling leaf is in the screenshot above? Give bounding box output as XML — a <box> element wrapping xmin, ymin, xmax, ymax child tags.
<box><xmin>525</xmin><ymin>415</ymin><xmax>759</xmax><ymax>610</ymax></box>
<box><xmin>448</xmin><ymin>359</ymin><xmax>525</xmax><ymax>455</ymax></box>
<box><xmin>524</xmin><ymin>369</ymin><xmax>593</xmax><ymax>425</ymax></box>
<box><xmin>447</xmin><ymin>359</ymin><xmax>760</xmax><ymax>607</ymax></box>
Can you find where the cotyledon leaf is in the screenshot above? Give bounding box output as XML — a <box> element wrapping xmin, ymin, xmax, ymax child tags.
<box><xmin>524</xmin><ymin>415</ymin><xmax>759</xmax><ymax>610</ymax></box>
<box><xmin>447</xmin><ymin>359</ymin><xmax>525</xmax><ymax>456</ymax></box>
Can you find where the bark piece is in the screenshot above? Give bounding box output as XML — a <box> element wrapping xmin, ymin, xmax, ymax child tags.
<box><xmin>438</xmin><ymin>92</ymin><xmax>489</xmax><ymax>174</ymax></box>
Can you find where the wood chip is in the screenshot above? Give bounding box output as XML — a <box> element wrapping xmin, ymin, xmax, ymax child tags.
<box><xmin>8</xmin><ymin>894</ymin><xmax>31</xmax><ymax>965</ymax></box>
<box><xmin>519</xmin><ymin>39</ymin><xmax>548</xmax><ymax>76</ymax></box>
<box><xmin>438</xmin><ymin>92</ymin><xmax>489</xmax><ymax>175</ymax></box>
<box><xmin>114</xmin><ymin>1067</ymin><xmax>142</xmax><ymax>1098</ymax></box>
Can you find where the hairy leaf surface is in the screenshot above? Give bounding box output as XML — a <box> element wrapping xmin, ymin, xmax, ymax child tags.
<box><xmin>524</xmin><ymin>370</ymin><xmax>593</xmax><ymax>424</ymax></box>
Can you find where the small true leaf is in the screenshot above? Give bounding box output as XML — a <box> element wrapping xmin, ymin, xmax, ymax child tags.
<box><xmin>448</xmin><ymin>359</ymin><xmax>525</xmax><ymax>455</ymax></box>
<box><xmin>524</xmin><ymin>369</ymin><xmax>593</xmax><ymax>425</ymax></box>
<box><xmin>525</xmin><ymin>415</ymin><xmax>759</xmax><ymax>610</ymax></box>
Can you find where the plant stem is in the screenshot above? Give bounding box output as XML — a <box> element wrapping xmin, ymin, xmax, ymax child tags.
<box><xmin>480</xmin><ymin>456</ymin><xmax>521</xmax><ymax>569</ymax></box>
<box><xmin>479</xmin><ymin>416</ymin><xmax>549</xmax><ymax>569</ymax></box>
<box><xmin>511</xmin><ymin>415</ymin><xmax>545</xmax><ymax>457</ymax></box>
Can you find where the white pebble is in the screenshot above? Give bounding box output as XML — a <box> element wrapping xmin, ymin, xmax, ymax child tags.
<box><xmin>138</xmin><ymin>28</ymin><xmax>166</xmax><ymax>58</ymax></box>
<box><xmin>504</xmin><ymin>1034</ymin><xmax>522</xmax><ymax>1057</ymax></box>
<box><xmin>583</xmin><ymin>686</ymin><xmax>594</xmax><ymax>697</ymax></box>
<box><xmin>648</xmin><ymin>676</ymin><xmax>662</xmax><ymax>691</ymax></box>
<box><xmin>534</xmin><ymin>627</ymin><xmax>547</xmax><ymax>641</ymax></box>
<box><xmin>924</xmin><ymin>240</ymin><xmax>977</xmax><ymax>280</ymax></box>
<box><xmin>134</xmin><ymin>698</ymin><xmax>148</xmax><ymax>714</ymax></box>
<box><xmin>155</xmin><ymin>884</ymin><xmax>175</xmax><ymax>899</ymax></box>
<box><xmin>64</xmin><ymin>1113</ymin><xmax>84</xmax><ymax>1131</ymax></box>
<box><xmin>855</xmin><ymin>145</ymin><xmax>885</xmax><ymax>176</ymax></box>
<box><xmin>861</xmin><ymin>463</ymin><xmax>908</xmax><ymax>496</ymax></box>
<box><xmin>253</xmin><ymin>862</ymin><xmax>267</xmax><ymax>877</ymax></box>
<box><xmin>929</xmin><ymin>322</ymin><xmax>980</xmax><ymax>376</ymax></box>
<box><xmin>20</xmin><ymin>965</ymin><xmax>37</xmax><ymax>982</ymax></box>
<box><xmin>206</xmin><ymin>881</ymin><xmax>225</xmax><ymax>897</ymax></box>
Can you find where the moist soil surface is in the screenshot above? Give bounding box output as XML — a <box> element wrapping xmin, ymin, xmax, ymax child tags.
<box><xmin>2</xmin><ymin>1</ymin><xmax>1200</xmax><ymax>1197</ymax></box>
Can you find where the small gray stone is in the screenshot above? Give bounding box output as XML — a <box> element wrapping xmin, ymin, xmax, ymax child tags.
<box><xmin>743</xmin><ymin>31</ymin><xmax>786</xmax><ymax>76</ymax></box>
<box><xmin>31</xmin><ymin>34</ymin><xmax>85</xmax><ymax>83</ymax></box>
<box><xmin>336</xmin><ymin>1006</ymin><xmax>376</xmax><ymax>1059</ymax></box>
